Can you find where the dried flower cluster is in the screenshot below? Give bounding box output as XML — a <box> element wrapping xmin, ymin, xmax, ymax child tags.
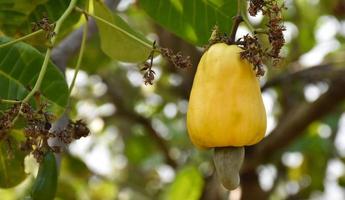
<box><xmin>141</xmin><ymin>42</ymin><xmax>156</xmax><ymax>85</ymax></box>
<box><xmin>31</xmin><ymin>15</ymin><xmax>56</xmax><ymax>39</ymax></box>
<box><xmin>237</xmin><ymin>0</ymin><xmax>285</xmax><ymax>76</ymax></box>
<box><xmin>249</xmin><ymin>0</ymin><xmax>286</xmax><ymax>64</ymax></box>
<box><xmin>263</xmin><ymin>1</ymin><xmax>286</xmax><ymax>63</ymax></box>
<box><xmin>248</xmin><ymin>0</ymin><xmax>265</xmax><ymax>16</ymax></box>
<box><xmin>160</xmin><ymin>48</ymin><xmax>192</xmax><ymax>69</ymax></box>
<box><xmin>20</xmin><ymin>102</ymin><xmax>55</xmax><ymax>162</ymax></box>
<box><xmin>56</xmin><ymin>120</ymin><xmax>90</xmax><ymax>144</ymax></box>
<box><xmin>0</xmin><ymin>101</ymin><xmax>90</xmax><ymax>162</ymax></box>
<box><xmin>0</xmin><ymin>103</ymin><xmax>20</xmax><ymax>140</ymax></box>
<box><xmin>141</xmin><ymin>59</ymin><xmax>156</xmax><ymax>85</ymax></box>
<box><xmin>239</xmin><ymin>34</ymin><xmax>265</xmax><ymax>76</ymax></box>
<box><xmin>141</xmin><ymin>41</ymin><xmax>192</xmax><ymax>85</ymax></box>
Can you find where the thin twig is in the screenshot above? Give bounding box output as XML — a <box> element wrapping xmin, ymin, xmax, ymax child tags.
<box><xmin>228</xmin><ymin>15</ymin><xmax>243</xmax><ymax>44</ymax></box>
<box><xmin>0</xmin><ymin>99</ymin><xmax>20</xmax><ymax>104</ymax></box>
<box><xmin>69</xmin><ymin>13</ymin><xmax>88</xmax><ymax>94</ymax></box>
<box><xmin>103</xmin><ymin>77</ymin><xmax>178</xmax><ymax>168</ymax></box>
<box><xmin>243</xmin><ymin>77</ymin><xmax>345</xmax><ymax>173</ymax></box>
<box><xmin>261</xmin><ymin>63</ymin><xmax>345</xmax><ymax>91</ymax></box>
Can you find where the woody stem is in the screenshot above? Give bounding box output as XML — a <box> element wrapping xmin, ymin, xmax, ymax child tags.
<box><xmin>228</xmin><ymin>15</ymin><xmax>243</xmax><ymax>44</ymax></box>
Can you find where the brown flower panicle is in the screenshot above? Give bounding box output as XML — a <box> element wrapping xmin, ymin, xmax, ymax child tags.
<box><xmin>264</xmin><ymin>1</ymin><xmax>286</xmax><ymax>64</ymax></box>
<box><xmin>141</xmin><ymin>61</ymin><xmax>156</xmax><ymax>85</ymax></box>
<box><xmin>236</xmin><ymin>0</ymin><xmax>285</xmax><ymax>76</ymax></box>
<box><xmin>141</xmin><ymin>41</ymin><xmax>192</xmax><ymax>85</ymax></box>
<box><xmin>160</xmin><ymin>48</ymin><xmax>192</xmax><ymax>69</ymax></box>
<box><xmin>32</xmin><ymin>15</ymin><xmax>56</xmax><ymax>39</ymax></box>
<box><xmin>239</xmin><ymin>34</ymin><xmax>265</xmax><ymax>76</ymax></box>
<box><xmin>249</xmin><ymin>0</ymin><xmax>265</xmax><ymax>16</ymax></box>
<box><xmin>0</xmin><ymin>98</ymin><xmax>90</xmax><ymax>162</ymax></box>
<box><xmin>0</xmin><ymin>103</ymin><xmax>20</xmax><ymax>140</ymax></box>
<box><xmin>56</xmin><ymin>120</ymin><xmax>90</xmax><ymax>144</ymax></box>
<box><xmin>249</xmin><ymin>0</ymin><xmax>286</xmax><ymax>65</ymax></box>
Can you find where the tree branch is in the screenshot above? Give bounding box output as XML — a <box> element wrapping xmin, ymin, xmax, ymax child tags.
<box><xmin>102</xmin><ymin>78</ymin><xmax>178</xmax><ymax>168</ymax></box>
<box><xmin>241</xmin><ymin>169</ymin><xmax>268</xmax><ymax>200</ymax></box>
<box><xmin>243</xmin><ymin>77</ymin><xmax>345</xmax><ymax>173</ymax></box>
<box><xmin>261</xmin><ymin>63</ymin><xmax>345</xmax><ymax>91</ymax></box>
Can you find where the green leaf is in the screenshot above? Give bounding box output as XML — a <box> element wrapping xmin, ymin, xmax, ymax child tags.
<box><xmin>164</xmin><ymin>166</ymin><xmax>204</xmax><ymax>200</ymax></box>
<box><xmin>139</xmin><ymin>0</ymin><xmax>236</xmax><ymax>46</ymax></box>
<box><xmin>0</xmin><ymin>0</ymin><xmax>46</xmax><ymax>14</ymax></box>
<box><xmin>93</xmin><ymin>0</ymin><xmax>153</xmax><ymax>62</ymax></box>
<box><xmin>0</xmin><ymin>133</ymin><xmax>27</xmax><ymax>188</ymax></box>
<box><xmin>0</xmin><ymin>0</ymin><xmax>83</xmax><ymax>37</ymax></box>
<box><xmin>0</xmin><ymin>37</ymin><xmax>69</xmax><ymax>116</ymax></box>
<box><xmin>68</xmin><ymin>36</ymin><xmax>111</xmax><ymax>73</ymax></box>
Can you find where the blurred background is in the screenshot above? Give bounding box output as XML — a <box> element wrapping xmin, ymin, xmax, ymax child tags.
<box><xmin>1</xmin><ymin>0</ymin><xmax>345</xmax><ymax>199</ymax></box>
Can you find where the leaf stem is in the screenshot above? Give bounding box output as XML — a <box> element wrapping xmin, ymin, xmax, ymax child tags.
<box><xmin>23</xmin><ymin>49</ymin><xmax>52</xmax><ymax>104</ymax></box>
<box><xmin>69</xmin><ymin>9</ymin><xmax>89</xmax><ymax>95</ymax></box>
<box><xmin>254</xmin><ymin>29</ymin><xmax>269</xmax><ymax>34</ymax></box>
<box><xmin>0</xmin><ymin>99</ymin><xmax>20</xmax><ymax>104</ymax></box>
<box><xmin>0</xmin><ymin>29</ymin><xmax>44</xmax><ymax>49</ymax></box>
<box><xmin>75</xmin><ymin>7</ymin><xmax>152</xmax><ymax>49</ymax></box>
<box><xmin>50</xmin><ymin>0</ymin><xmax>78</xmax><ymax>45</ymax></box>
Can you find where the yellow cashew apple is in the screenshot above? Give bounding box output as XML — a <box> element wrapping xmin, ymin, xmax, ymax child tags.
<box><xmin>187</xmin><ymin>43</ymin><xmax>267</xmax><ymax>148</ymax></box>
